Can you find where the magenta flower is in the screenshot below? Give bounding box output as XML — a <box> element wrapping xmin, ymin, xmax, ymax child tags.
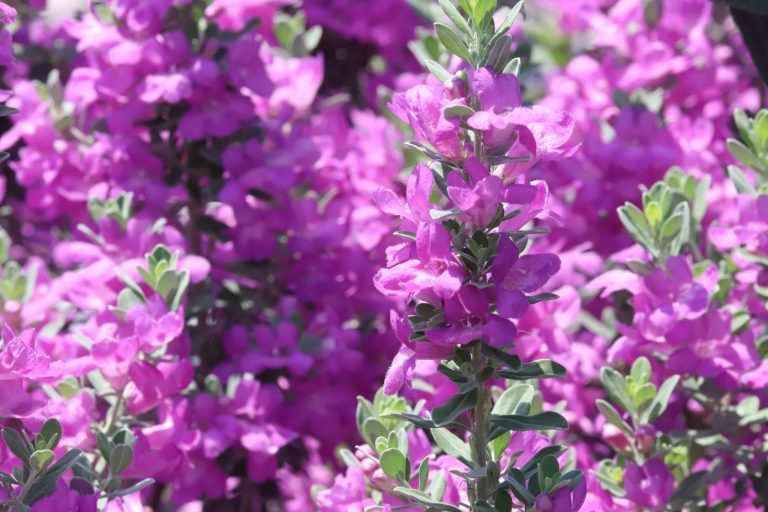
<box><xmin>390</xmin><ymin>83</ymin><xmax>464</xmax><ymax>160</ymax></box>
<box><xmin>665</xmin><ymin>308</ymin><xmax>760</xmax><ymax>384</ymax></box>
<box><xmin>446</xmin><ymin>158</ymin><xmax>504</xmax><ymax>226</ymax></box>
<box><xmin>0</xmin><ymin>327</ymin><xmax>59</xmax><ymax>417</ymax></box>
<box><xmin>491</xmin><ymin>237</ymin><xmax>560</xmax><ymax>319</ymax></box>
<box><xmin>0</xmin><ymin>2</ymin><xmax>15</xmax><ymax>67</ymax></box>
<box><xmin>623</xmin><ymin>459</ymin><xmax>675</xmax><ymax>511</ymax></box>
<box><xmin>425</xmin><ymin>285</ymin><xmax>517</xmax><ymax>348</ymax></box>
<box><xmin>383</xmin><ymin>312</ymin><xmax>454</xmax><ymax>395</ymax></box>
<box><xmin>470</xmin><ymin>67</ymin><xmax>523</xmax><ymax>112</ymax></box>
<box><xmin>0</xmin><ymin>327</ymin><xmax>55</xmax><ymax>381</ymax></box>
<box><xmin>125</xmin><ymin>295</ymin><xmax>185</xmax><ymax>353</ymax></box>
<box><xmin>375</xmin><ymin>221</ymin><xmax>464</xmax><ymax>300</ymax></box>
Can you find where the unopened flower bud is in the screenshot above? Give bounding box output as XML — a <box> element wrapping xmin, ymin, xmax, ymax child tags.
<box><xmin>634</xmin><ymin>424</ymin><xmax>656</xmax><ymax>455</ymax></box>
<box><xmin>534</xmin><ymin>493</ymin><xmax>554</xmax><ymax>512</ymax></box>
<box><xmin>602</xmin><ymin>423</ymin><xmax>631</xmax><ymax>453</ymax></box>
<box><xmin>444</xmin><ymin>76</ymin><xmax>466</xmax><ymax>100</ymax></box>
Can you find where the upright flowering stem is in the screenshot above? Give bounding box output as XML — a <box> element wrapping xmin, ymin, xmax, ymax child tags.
<box><xmin>470</xmin><ymin>345</ymin><xmax>491</xmax><ymax>505</ymax></box>
<box><xmin>371</xmin><ymin>2</ymin><xmax>585</xmax><ymax>511</ymax></box>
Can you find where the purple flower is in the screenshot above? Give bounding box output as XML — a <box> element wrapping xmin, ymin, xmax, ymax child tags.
<box><xmin>491</xmin><ymin>237</ymin><xmax>560</xmax><ymax>319</ymax></box>
<box><xmin>470</xmin><ymin>67</ymin><xmax>523</xmax><ymax>112</ymax></box>
<box><xmin>426</xmin><ymin>285</ymin><xmax>517</xmax><ymax>348</ymax></box>
<box><xmin>391</xmin><ymin>83</ymin><xmax>464</xmax><ymax>160</ymax></box>
<box><xmin>383</xmin><ymin>312</ymin><xmax>454</xmax><ymax>396</ymax></box>
<box><xmin>446</xmin><ymin>158</ymin><xmax>504</xmax><ymax>226</ymax></box>
<box><xmin>665</xmin><ymin>308</ymin><xmax>760</xmax><ymax>384</ymax></box>
<box><xmin>375</xmin><ymin>221</ymin><xmax>464</xmax><ymax>300</ymax></box>
<box><xmin>624</xmin><ymin>459</ymin><xmax>675</xmax><ymax>511</ymax></box>
<box><xmin>0</xmin><ymin>2</ymin><xmax>15</xmax><ymax>67</ymax></box>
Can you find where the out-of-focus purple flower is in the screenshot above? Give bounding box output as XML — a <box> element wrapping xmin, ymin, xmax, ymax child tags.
<box><xmin>0</xmin><ymin>2</ymin><xmax>15</xmax><ymax>67</ymax></box>
<box><xmin>623</xmin><ymin>459</ymin><xmax>675</xmax><ymax>511</ymax></box>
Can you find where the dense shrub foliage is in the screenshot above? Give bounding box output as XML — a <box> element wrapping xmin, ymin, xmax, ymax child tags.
<box><xmin>0</xmin><ymin>0</ymin><xmax>766</xmax><ymax>511</ymax></box>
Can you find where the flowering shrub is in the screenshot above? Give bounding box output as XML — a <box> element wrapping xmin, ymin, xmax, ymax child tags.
<box><xmin>0</xmin><ymin>0</ymin><xmax>766</xmax><ymax>511</ymax></box>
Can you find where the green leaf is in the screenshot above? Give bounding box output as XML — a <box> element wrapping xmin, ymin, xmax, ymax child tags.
<box><xmin>471</xmin><ymin>0</ymin><xmax>497</xmax><ymax>27</ymax></box>
<box><xmin>727</xmin><ymin>165</ymin><xmax>756</xmax><ymax>195</ymax></box>
<box><xmin>23</xmin><ymin>474</ymin><xmax>58</xmax><ymax>505</ymax></box>
<box><xmin>0</xmin><ymin>470</ymin><xmax>16</xmax><ymax>485</ymax></box>
<box><xmin>113</xmin><ymin>268</ymin><xmax>147</xmax><ymax>303</ymax></box>
<box><xmin>430</xmin><ymin>207</ymin><xmax>463</xmax><ymax>220</ymax></box>
<box><xmin>642</xmin><ymin>375</ymin><xmax>679</xmax><ymax>423</ymax></box>
<box><xmin>393</xmin><ymin>486</ymin><xmax>462</xmax><ymax>511</ymax></box>
<box><xmin>596</xmin><ymin>399</ymin><xmax>632</xmax><ymax>436</ymax></box>
<box><xmin>109</xmin><ymin>445</ymin><xmax>133</xmax><ymax>475</ymax></box>
<box><xmin>490</xmin><ymin>1</ymin><xmax>523</xmax><ymax>46</ymax></box>
<box><xmin>503</xmin><ymin>57</ymin><xmax>521</xmax><ymax>75</ymax></box>
<box><xmin>494</xmin><ymin>489</ymin><xmax>513</xmax><ymax>512</ymax></box>
<box><xmin>618</xmin><ymin>203</ymin><xmax>655</xmax><ymax>253</ymax></box>
<box><xmin>39</xmin><ymin>420</ymin><xmax>61</xmax><ymax>451</ymax></box>
<box><xmin>434</xmin><ymin>23</ymin><xmax>473</xmax><ymax>63</ymax></box>
<box><xmin>755</xmin><ymin>110</ymin><xmax>768</xmax><ymax>151</ymax></box>
<box><xmin>425</xmin><ymin>59</ymin><xmax>453</xmax><ymax>82</ymax></box>
<box><xmin>481</xmin><ymin>344</ymin><xmax>521</xmax><ymax>370</ymax></box>
<box><xmin>437</xmin><ymin>363</ymin><xmax>469</xmax><ymax>384</ymax></box>
<box><xmin>507</xmin><ymin>468</ymin><xmax>535</xmax><ymax>505</ymax></box>
<box><xmin>526</xmin><ymin>292</ymin><xmax>559</xmax><ymax>304</ymax></box>
<box><xmin>692</xmin><ymin>175</ymin><xmax>710</xmax><ymax>222</ymax></box>
<box><xmin>363</xmin><ymin>418</ymin><xmax>389</xmax><ymax>445</ymax></box>
<box><xmin>0</xmin><ymin>105</ymin><xmax>19</xmax><ymax>117</ymax></box>
<box><xmin>338</xmin><ymin>448</ymin><xmax>361</xmax><ymax>469</ymax></box>
<box><xmin>633</xmin><ymin>382</ymin><xmax>656</xmax><ymax>408</ymax></box>
<box><xmin>107</xmin><ymin>478</ymin><xmax>155</xmax><ymax>499</ymax></box>
<box><xmin>489</xmin><ymin>431</ymin><xmax>510</xmax><ymax>461</ymax></box>
<box><xmin>292</xmin><ymin>26</ymin><xmax>323</xmax><ymax>56</ymax></box>
<box><xmin>660</xmin><ymin>213</ymin><xmax>684</xmax><ymax>241</ymax></box>
<box><xmin>418</xmin><ymin>456</ymin><xmax>431</xmax><ymax>490</ymax></box>
<box><xmin>486</xmin><ymin>34</ymin><xmax>512</xmax><ymax>72</ymax></box>
<box><xmin>600</xmin><ymin>367</ymin><xmax>633</xmax><ymax>415</ymax></box>
<box><xmin>630</xmin><ymin>357</ymin><xmax>651</xmax><ymax>384</ymax></box>
<box><xmin>489</xmin><ymin>412</ymin><xmax>568</xmax><ymax>440</ymax></box>
<box><xmin>520</xmin><ymin>445</ymin><xmax>566</xmax><ymax>479</ymax></box>
<box><xmin>536</xmin><ymin>454</ymin><xmax>560</xmax><ymax>488</ymax></box>
<box><xmin>43</xmin><ymin>449</ymin><xmax>82</xmax><ymax>480</ymax></box>
<box><xmin>668</xmin><ymin>470</ymin><xmax>708</xmax><ymax>509</ymax></box>
<box><xmin>444</xmin><ymin>105</ymin><xmax>476</xmax><ymax>118</ymax></box>
<box><xmin>96</xmin><ymin>432</ymin><xmax>111</xmax><ymax>462</ymax></box>
<box><xmin>432</xmin><ymin>386</ymin><xmax>478</xmax><ymax>426</ymax></box>
<box><xmin>2</xmin><ymin>428</ymin><xmax>31</xmax><ymax>465</ymax></box>
<box><xmin>431</xmin><ymin>428</ymin><xmax>471</xmax><ymax>461</ymax></box>
<box><xmin>30</xmin><ymin>450</ymin><xmax>54</xmax><ymax>472</ymax></box>
<box><xmin>429</xmin><ymin>469</ymin><xmax>448</xmax><ymax>500</ymax></box>
<box><xmin>169</xmin><ymin>270</ymin><xmax>190</xmax><ymax>311</ymax></box>
<box><xmin>439</xmin><ymin>0</ymin><xmax>472</xmax><ymax>35</ymax></box>
<box><xmin>727</xmin><ymin>139</ymin><xmax>762</xmax><ymax>170</ymax></box>
<box><xmin>155</xmin><ymin>270</ymin><xmax>180</xmax><ymax>300</ymax></box>
<box><xmin>492</xmin><ymin>384</ymin><xmax>534</xmax><ymax>416</ymax></box>
<box><xmin>383</xmin><ymin>413</ymin><xmax>438</xmax><ymax>429</ymax></box>
<box><xmin>644</xmin><ymin>201</ymin><xmax>662</xmax><ymax>229</ymax></box>
<box><xmin>117</xmin><ymin>288</ymin><xmax>145</xmax><ymax>313</ymax></box>
<box><xmin>379</xmin><ymin>448</ymin><xmax>407</xmax><ymax>479</ymax></box>
<box><xmin>496</xmin><ymin>360</ymin><xmax>566</xmax><ymax>380</ymax></box>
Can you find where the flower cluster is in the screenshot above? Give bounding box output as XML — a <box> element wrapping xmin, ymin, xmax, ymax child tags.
<box><xmin>0</xmin><ymin>0</ymin><xmax>768</xmax><ymax>510</ymax></box>
<box><xmin>0</xmin><ymin>0</ymin><xmax>404</xmax><ymax>509</ymax></box>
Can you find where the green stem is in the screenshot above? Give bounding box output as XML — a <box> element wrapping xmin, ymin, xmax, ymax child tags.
<box><xmin>471</xmin><ymin>344</ymin><xmax>490</xmax><ymax>508</ymax></box>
